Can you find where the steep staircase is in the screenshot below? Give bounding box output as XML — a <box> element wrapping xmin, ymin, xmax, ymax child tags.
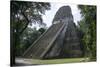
<box><xmin>23</xmin><ymin>22</ymin><xmax>65</xmax><ymax>59</ymax></box>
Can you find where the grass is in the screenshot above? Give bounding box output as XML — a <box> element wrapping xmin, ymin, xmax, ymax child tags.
<box><xmin>31</xmin><ymin>58</ymin><xmax>91</xmax><ymax>65</ymax></box>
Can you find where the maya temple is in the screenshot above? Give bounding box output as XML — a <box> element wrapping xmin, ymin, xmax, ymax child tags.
<box><xmin>23</xmin><ymin>6</ymin><xmax>84</xmax><ymax>59</ymax></box>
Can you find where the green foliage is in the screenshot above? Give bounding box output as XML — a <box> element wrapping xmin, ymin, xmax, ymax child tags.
<box><xmin>11</xmin><ymin>1</ymin><xmax>51</xmax><ymax>35</ymax></box>
<box><xmin>78</xmin><ymin>5</ymin><xmax>96</xmax><ymax>59</ymax></box>
<box><xmin>16</xmin><ymin>27</ymin><xmax>47</xmax><ymax>56</ymax></box>
<box><xmin>10</xmin><ymin>1</ymin><xmax>51</xmax><ymax>65</ymax></box>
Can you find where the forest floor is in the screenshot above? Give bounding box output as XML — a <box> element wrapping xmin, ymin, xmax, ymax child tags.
<box><xmin>15</xmin><ymin>57</ymin><xmax>94</xmax><ymax>66</ymax></box>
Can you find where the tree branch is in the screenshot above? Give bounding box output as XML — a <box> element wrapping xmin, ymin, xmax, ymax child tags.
<box><xmin>19</xmin><ymin>12</ymin><xmax>30</xmax><ymax>35</ymax></box>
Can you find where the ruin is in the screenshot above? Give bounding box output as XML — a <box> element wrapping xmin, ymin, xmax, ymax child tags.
<box><xmin>23</xmin><ymin>6</ymin><xmax>83</xmax><ymax>59</ymax></box>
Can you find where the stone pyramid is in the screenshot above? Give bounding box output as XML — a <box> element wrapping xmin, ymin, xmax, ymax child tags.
<box><xmin>23</xmin><ymin>6</ymin><xmax>83</xmax><ymax>59</ymax></box>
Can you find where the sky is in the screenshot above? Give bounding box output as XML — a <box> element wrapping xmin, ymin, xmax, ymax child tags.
<box><xmin>31</xmin><ymin>2</ymin><xmax>82</xmax><ymax>29</ymax></box>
